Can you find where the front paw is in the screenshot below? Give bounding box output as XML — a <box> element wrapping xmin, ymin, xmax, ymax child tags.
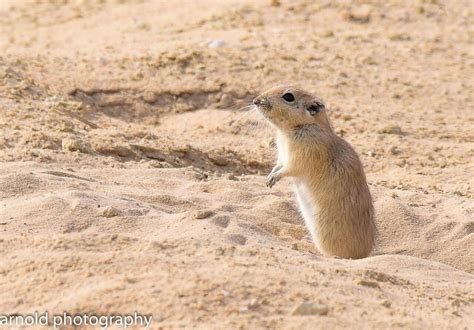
<box><xmin>266</xmin><ymin>172</ymin><xmax>279</xmax><ymax>188</ymax></box>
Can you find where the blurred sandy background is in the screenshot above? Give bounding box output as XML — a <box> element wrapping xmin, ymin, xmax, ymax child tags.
<box><xmin>0</xmin><ymin>0</ymin><xmax>473</xmax><ymax>328</ymax></box>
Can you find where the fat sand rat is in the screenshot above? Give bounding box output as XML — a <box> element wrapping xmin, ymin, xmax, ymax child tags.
<box><xmin>253</xmin><ymin>86</ymin><xmax>376</xmax><ymax>259</ymax></box>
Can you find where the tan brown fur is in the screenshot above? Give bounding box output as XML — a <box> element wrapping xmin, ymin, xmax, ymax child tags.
<box><xmin>254</xmin><ymin>86</ymin><xmax>376</xmax><ymax>259</ymax></box>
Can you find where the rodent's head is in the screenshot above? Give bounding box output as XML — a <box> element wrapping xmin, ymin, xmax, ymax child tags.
<box><xmin>253</xmin><ymin>86</ymin><xmax>331</xmax><ymax>132</ymax></box>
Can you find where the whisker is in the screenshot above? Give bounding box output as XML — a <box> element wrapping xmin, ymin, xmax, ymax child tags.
<box><xmin>235</xmin><ymin>108</ymin><xmax>271</xmax><ymax>135</ymax></box>
<box><xmin>231</xmin><ymin>105</ymin><xmax>257</xmax><ymax>125</ymax></box>
<box><xmin>227</xmin><ymin>100</ymin><xmax>252</xmax><ymax>111</ymax></box>
<box><xmin>227</xmin><ymin>103</ymin><xmax>274</xmax><ymax>150</ymax></box>
<box><xmin>235</xmin><ymin>104</ymin><xmax>255</xmax><ymax>112</ymax></box>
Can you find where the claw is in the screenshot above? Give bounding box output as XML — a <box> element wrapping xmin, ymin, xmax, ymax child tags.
<box><xmin>266</xmin><ymin>173</ymin><xmax>277</xmax><ymax>188</ymax></box>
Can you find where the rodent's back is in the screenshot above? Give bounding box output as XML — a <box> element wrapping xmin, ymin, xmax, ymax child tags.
<box><xmin>299</xmin><ymin>135</ymin><xmax>375</xmax><ymax>258</ymax></box>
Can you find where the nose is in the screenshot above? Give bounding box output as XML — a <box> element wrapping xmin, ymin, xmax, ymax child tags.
<box><xmin>254</xmin><ymin>96</ymin><xmax>266</xmax><ymax>106</ymax></box>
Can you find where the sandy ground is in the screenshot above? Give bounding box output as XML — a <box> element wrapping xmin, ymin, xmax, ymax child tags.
<box><xmin>0</xmin><ymin>0</ymin><xmax>473</xmax><ymax>328</ymax></box>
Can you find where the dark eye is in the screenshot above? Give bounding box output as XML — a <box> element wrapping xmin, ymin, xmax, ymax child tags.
<box><xmin>282</xmin><ymin>92</ymin><xmax>295</xmax><ymax>103</ymax></box>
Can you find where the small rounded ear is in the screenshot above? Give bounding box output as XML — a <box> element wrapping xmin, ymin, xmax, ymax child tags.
<box><xmin>307</xmin><ymin>101</ymin><xmax>325</xmax><ymax>116</ymax></box>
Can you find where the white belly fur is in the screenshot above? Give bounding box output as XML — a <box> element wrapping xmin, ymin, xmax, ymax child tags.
<box><xmin>276</xmin><ymin>131</ymin><xmax>289</xmax><ymax>166</ymax></box>
<box><xmin>293</xmin><ymin>179</ymin><xmax>320</xmax><ymax>249</ymax></box>
<box><xmin>276</xmin><ymin>132</ymin><xmax>320</xmax><ymax>249</ymax></box>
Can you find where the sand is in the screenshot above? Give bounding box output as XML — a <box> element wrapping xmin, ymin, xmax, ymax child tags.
<box><xmin>0</xmin><ymin>0</ymin><xmax>473</xmax><ymax>328</ymax></box>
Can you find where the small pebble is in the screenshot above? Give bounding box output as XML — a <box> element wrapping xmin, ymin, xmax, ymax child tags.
<box><xmin>389</xmin><ymin>146</ymin><xmax>401</xmax><ymax>155</ymax></box>
<box><xmin>62</xmin><ymin>137</ymin><xmax>91</xmax><ymax>153</ymax></box>
<box><xmin>381</xmin><ymin>300</ymin><xmax>392</xmax><ymax>308</ymax></box>
<box><xmin>210</xmin><ymin>155</ymin><xmax>229</xmax><ymax>166</ymax></box>
<box><xmin>239</xmin><ymin>307</ymin><xmax>248</xmax><ymax>313</ymax></box>
<box><xmin>227</xmin><ymin>234</ymin><xmax>247</xmax><ymax>246</ymax></box>
<box><xmin>321</xmin><ymin>30</ymin><xmax>334</xmax><ymax>38</ymax></box>
<box><xmin>379</xmin><ymin>125</ymin><xmax>403</xmax><ymax>135</ymax></box>
<box><xmin>100</xmin><ymin>206</ymin><xmax>121</xmax><ymax>218</ymax></box>
<box><xmin>221</xmin><ymin>290</ymin><xmax>231</xmax><ymax>297</ymax></box>
<box><xmin>194</xmin><ymin>210</ymin><xmax>214</xmax><ymax>219</ymax></box>
<box><xmin>207</xmin><ymin>40</ymin><xmax>226</xmax><ymax>49</ymax></box>
<box><xmin>345</xmin><ymin>4</ymin><xmax>372</xmax><ymax>23</ymax></box>
<box><xmin>357</xmin><ymin>279</ymin><xmax>381</xmax><ymax>289</ymax></box>
<box><xmin>247</xmin><ymin>298</ymin><xmax>259</xmax><ymax>310</ymax></box>
<box><xmin>143</xmin><ymin>91</ymin><xmax>157</xmax><ymax>104</ymax></box>
<box><xmin>269</xmin><ymin>0</ymin><xmax>280</xmax><ymax>7</ymax></box>
<box><xmin>291</xmin><ymin>302</ymin><xmax>329</xmax><ymax>316</ymax></box>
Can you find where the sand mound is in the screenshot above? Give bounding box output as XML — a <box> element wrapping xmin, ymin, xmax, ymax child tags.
<box><xmin>1</xmin><ymin>163</ymin><xmax>473</xmax><ymax>328</ymax></box>
<box><xmin>373</xmin><ymin>187</ymin><xmax>474</xmax><ymax>273</ymax></box>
